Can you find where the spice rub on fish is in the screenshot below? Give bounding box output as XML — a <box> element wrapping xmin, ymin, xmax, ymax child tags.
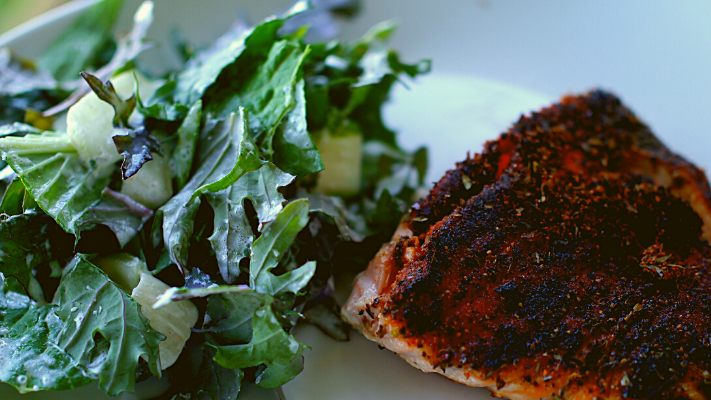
<box><xmin>342</xmin><ymin>91</ymin><xmax>711</xmax><ymax>400</ymax></box>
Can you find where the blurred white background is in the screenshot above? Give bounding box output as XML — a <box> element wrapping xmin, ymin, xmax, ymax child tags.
<box><xmin>4</xmin><ymin>0</ymin><xmax>710</xmax><ymax>170</ymax></box>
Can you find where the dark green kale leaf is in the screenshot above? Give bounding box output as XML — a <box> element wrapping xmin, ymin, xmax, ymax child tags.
<box><xmin>249</xmin><ymin>200</ymin><xmax>316</xmax><ymax>296</ymax></box>
<box><xmin>207</xmin><ymin>163</ymin><xmax>294</xmax><ymax>283</ymax></box>
<box><xmin>0</xmin><ymin>211</ymin><xmax>74</xmax><ymax>289</ymax></box>
<box><xmin>0</xmin><ymin>256</ymin><xmax>162</xmax><ymax>395</ymax></box>
<box><xmin>136</xmin><ymin>78</ymin><xmax>190</xmax><ymax>122</ymax></box>
<box><xmin>0</xmin><ymin>281</ymin><xmax>94</xmax><ymax>393</ymax></box>
<box><xmin>205</xmin><ymin>39</ymin><xmax>309</xmax><ymax>157</ymax></box>
<box><xmin>0</xmin><ymin>123</ymin><xmax>154</xmax><ymax>250</ymax></box>
<box><xmin>1</xmin><ymin>148</ymin><xmax>114</xmax><ymax>237</ymax></box>
<box><xmin>209</xmin><ymin>300</ymin><xmax>306</xmax><ymax>384</ymax></box>
<box><xmin>173</xmin><ymin>2</ymin><xmax>309</xmax><ymax>105</ymax></box>
<box><xmin>74</xmin><ymin>188</ymin><xmax>153</xmax><ymax>249</ymax></box>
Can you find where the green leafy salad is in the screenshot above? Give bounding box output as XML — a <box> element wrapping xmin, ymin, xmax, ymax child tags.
<box><xmin>0</xmin><ymin>0</ymin><xmax>429</xmax><ymax>398</ymax></box>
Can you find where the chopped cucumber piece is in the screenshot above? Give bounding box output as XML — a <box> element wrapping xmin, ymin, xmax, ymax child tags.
<box><xmin>314</xmin><ymin>125</ymin><xmax>363</xmax><ymax>195</ymax></box>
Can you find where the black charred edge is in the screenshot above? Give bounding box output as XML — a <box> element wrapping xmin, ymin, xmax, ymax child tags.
<box><xmin>385</xmin><ymin>172</ymin><xmax>710</xmax><ymax>400</ymax></box>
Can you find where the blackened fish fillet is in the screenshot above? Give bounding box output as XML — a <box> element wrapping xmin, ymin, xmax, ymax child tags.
<box><xmin>343</xmin><ymin>91</ymin><xmax>711</xmax><ymax>400</ymax></box>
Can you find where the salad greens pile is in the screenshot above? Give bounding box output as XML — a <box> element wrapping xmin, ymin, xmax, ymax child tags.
<box><xmin>0</xmin><ymin>0</ymin><xmax>429</xmax><ymax>398</ymax></box>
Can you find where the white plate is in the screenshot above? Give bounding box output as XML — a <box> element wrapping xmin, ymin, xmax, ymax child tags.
<box><xmin>1</xmin><ymin>1</ymin><xmax>708</xmax><ymax>399</ymax></box>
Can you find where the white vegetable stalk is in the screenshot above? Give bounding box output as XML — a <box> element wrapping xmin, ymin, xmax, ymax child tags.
<box><xmin>131</xmin><ymin>273</ymin><xmax>199</xmax><ymax>369</ymax></box>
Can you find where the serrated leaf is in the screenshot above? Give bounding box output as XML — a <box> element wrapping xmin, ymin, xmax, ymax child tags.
<box><xmin>208</xmin><ymin>163</ymin><xmax>295</xmax><ymax>283</ymax></box>
<box><xmin>307</xmin><ymin>192</ymin><xmax>366</xmax><ymax>241</ymax></box>
<box><xmin>189</xmin><ymin>109</ymin><xmax>263</xmax><ymax>202</ymax></box>
<box><xmin>136</xmin><ymin>78</ymin><xmax>190</xmax><ymax>122</ymax></box>
<box><xmin>210</xmin><ymin>301</ymin><xmax>304</xmax><ymax>372</ymax></box>
<box><xmin>254</xmin><ymin>346</ymin><xmax>305</xmax><ymax>389</ymax></box>
<box><xmin>154</xmin><ymin>284</ymin><xmax>267</xmax><ymax>344</ymax></box>
<box><xmin>175</xmin><ymin>16</ymin><xmax>283</xmax><ymax>105</ymax></box>
<box><xmin>249</xmin><ymin>199</ymin><xmax>316</xmax><ymax>296</ymax></box>
<box><xmin>159</xmin><ymin>112</ymin><xmax>263</xmax><ymax>274</ymax></box>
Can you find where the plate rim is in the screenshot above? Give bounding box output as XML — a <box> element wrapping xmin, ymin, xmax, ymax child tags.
<box><xmin>0</xmin><ymin>0</ymin><xmax>99</xmax><ymax>48</ymax></box>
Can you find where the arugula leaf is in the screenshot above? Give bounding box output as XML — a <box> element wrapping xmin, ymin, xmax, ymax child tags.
<box><xmin>0</xmin><ymin>256</ymin><xmax>162</xmax><ymax>395</ymax></box>
<box><xmin>53</xmin><ymin>256</ymin><xmax>162</xmax><ymax>395</ymax></box>
<box><xmin>169</xmin><ymin>100</ymin><xmax>202</xmax><ymax>190</ymax></box>
<box><xmin>112</xmin><ymin>127</ymin><xmax>163</xmax><ymax>179</ymax></box>
<box><xmin>189</xmin><ymin>109</ymin><xmax>263</xmax><ymax>201</ymax></box>
<box><xmin>210</xmin><ymin>300</ymin><xmax>305</xmax><ymax>372</ymax></box>
<box><xmin>207</xmin><ymin>163</ymin><xmax>294</xmax><ymax>283</ymax></box>
<box><xmin>0</xmin><ymin>211</ymin><xmax>74</xmax><ymax>289</ymax></box>
<box><xmin>159</xmin><ymin>112</ymin><xmax>263</xmax><ymax>273</ymax></box>
<box><xmin>273</xmin><ymin>80</ymin><xmax>324</xmax><ymax>177</ymax></box>
<box><xmin>254</xmin><ymin>346</ymin><xmax>305</xmax><ymax>389</ymax></box>
<box><xmin>250</xmin><ymin>199</ymin><xmax>316</xmax><ymax>295</ymax></box>
<box><xmin>206</xmin><ymin>39</ymin><xmax>309</xmax><ymax>157</ymax></box>
<box><xmin>37</xmin><ymin>0</ymin><xmax>124</xmax><ymax>82</ymax></box>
